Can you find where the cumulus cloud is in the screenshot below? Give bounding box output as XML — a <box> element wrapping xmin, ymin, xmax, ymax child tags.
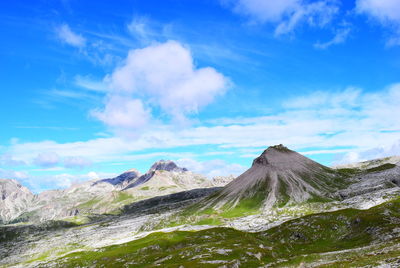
<box><xmin>92</xmin><ymin>96</ymin><xmax>150</xmax><ymax>130</ymax></box>
<box><xmin>33</xmin><ymin>152</ymin><xmax>60</xmax><ymax>167</ymax></box>
<box><xmin>356</xmin><ymin>0</ymin><xmax>400</xmax><ymax>23</ymax></box>
<box><xmin>176</xmin><ymin>158</ymin><xmax>246</xmax><ymax>178</ymax></box>
<box><xmin>356</xmin><ymin>0</ymin><xmax>400</xmax><ymax>46</ymax></box>
<box><xmin>94</xmin><ymin>40</ymin><xmax>229</xmax><ymax>130</ymax></box>
<box><xmin>227</xmin><ymin>0</ymin><xmax>339</xmax><ymax>35</ymax></box>
<box><xmin>56</xmin><ymin>24</ymin><xmax>86</xmax><ymax>47</ymax></box>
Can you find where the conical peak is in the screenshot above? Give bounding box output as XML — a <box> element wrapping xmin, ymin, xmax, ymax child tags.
<box><xmin>149</xmin><ymin>160</ymin><xmax>188</xmax><ymax>173</ymax></box>
<box><xmin>252</xmin><ymin>145</ymin><xmax>303</xmax><ymax>167</ymax></box>
<box><xmin>268</xmin><ymin>144</ymin><xmax>292</xmax><ymax>152</ymax></box>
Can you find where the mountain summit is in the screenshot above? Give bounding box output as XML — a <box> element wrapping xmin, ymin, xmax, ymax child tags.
<box><xmin>203</xmin><ymin>145</ymin><xmax>344</xmax><ymax>211</ymax></box>
<box><xmin>149</xmin><ymin>160</ymin><xmax>188</xmax><ymax>173</ymax></box>
<box><xmin>123</xmin><ymin>160</ymin><xmax>189</xmax><ymax>190</ymax></box>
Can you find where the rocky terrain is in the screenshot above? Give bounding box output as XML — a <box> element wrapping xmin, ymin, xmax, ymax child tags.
<box><xmin>1</xmin><ymin>145</ymin><xmax>400</xmax><ymax>267</ymax></box>
<box><xmin>0</xmin><ymin>160</ymin><xmax>233</xmax><ymax>225</ymax></box>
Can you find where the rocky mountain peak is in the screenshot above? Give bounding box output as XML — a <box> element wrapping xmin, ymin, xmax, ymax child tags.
<box><xmin>0</xmin><ymin>179</ymin><xmax>34</xmax><ymax>223</ymax></box>
<box><xmin>93</xmin><ymin>168</ymin><xmax>141</xmax><ymax>187</ymax></box>
<box><xmin>203</xmin><ymin>145</ymin><xmax>341</xmax><ymax>211</ymax></box>
<box><xmin>252</xmin><ymin>144</ymin><xmax>304</xmax><ymax>168</ymax></box>
<box><xmin>149</xmin><ymin>160</ymin><xmax>188</xmax><ymax>173</ymax></box>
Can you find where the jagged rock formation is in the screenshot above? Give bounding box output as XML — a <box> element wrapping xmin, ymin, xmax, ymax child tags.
<box><xmin>0</xmin><ymin>179</ymin><xmax>34</xmax><ymax>224</ymax></box>
<box><xmin>202</xmin><ymin>145</ymin><xmax>346</xmax><ymax>211</ymax></box>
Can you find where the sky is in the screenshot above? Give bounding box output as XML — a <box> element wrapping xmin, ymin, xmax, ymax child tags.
<box><xmin>1</xmin><ymin>0</ymin><xmax>400</xmax><ymax>192</ymax></box>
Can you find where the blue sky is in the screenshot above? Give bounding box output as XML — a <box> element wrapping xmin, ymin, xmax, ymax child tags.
<box><xmin>1</xmin><ymin>0</ymin><xmax>400</xmax><ymax>192</ymax></box>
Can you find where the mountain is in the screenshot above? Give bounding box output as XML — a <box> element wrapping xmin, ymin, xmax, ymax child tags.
<box><xmin>93</xmin><ymin>168</ymin><xmax>141</xmax><ymax>189</ymax></box>
<box><xmin>0</xmin><ymin>179</ymin><xmax>34</xmax><ymax>224</ymax></box>
<box><xmin>123</xmin><ymin>160</ymin><xmax>190</xmax><ymax>190</ymax></box>
<box><xmin>1</xmin><ymin>147</ymin><xmax>400</xmax><ymax>267</ymax></box>
<box><xmin>200</xmin><ymin>144</ymin><xmax>346</xmax><ymax>212</ymax></box>
<box><xmin>335</xmin><ymin>155</ymin><xmax>400</xmax><ymax>170</ymax></box>
<box><xmin>0</xmin><ymin>160</ymin><xmax>234</xmax><ymax>224</ymax></box>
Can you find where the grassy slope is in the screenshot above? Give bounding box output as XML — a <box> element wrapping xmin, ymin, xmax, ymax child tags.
<box><xmin>39</xmin><ymin>197</ymin><xmax>400</xmax><ymax>267</ymax></box>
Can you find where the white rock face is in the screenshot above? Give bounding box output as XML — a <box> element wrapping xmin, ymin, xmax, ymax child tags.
<box><xmin>0</xmin><ymin>179</ymin><xmax>34</xmax><ymax>223</ymax></box>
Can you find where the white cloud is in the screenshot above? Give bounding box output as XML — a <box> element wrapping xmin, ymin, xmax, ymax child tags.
<box><xmin>176</xmin><ymin>158</ymin><xmax>246</xmax><ymax>178</ymax></box>
<box><xmin>283</xmin><ymin>87</ymin><xmax>361</xmax><ymax>109</ymax></box>
<box><xmin>63</xmin><ymin>156</ymin><xmax>92</xmax><ymax>169</ymax></box>
<box><xmin>275</xmin><ymin>0</ymin><xmax>339</xmax><ymax>35</ymax></box>
<box><xmin>127</xmin><ymin>16</ymin><xmax>152</xmax><ymax>42</ymax></box>
<box><xmin>0</xmin><ymin>169</ymin><xmax>29</xmax><ymax>180</ymax></box>
<box><xmin>74</xmin><ymin>75</ymin><xmax>108</xmax><ymax>92</ymax></box>
<box><xmin>232</xmin><ymin>0</ymin><xmax>299</xmax><ymax>23</ymax></box>
<box><xmin>33</xmin><ymin>152</ymin><xmax>60</xmax><ymax>167</ymax></box>
<box><xmin>337</xmin><ymin>139</ymin><xmax>400</xmax><ymax>164</ymax></box>
<box><xmin>94</xmin><ymin>40</ymin><xmax>229</xmax><ymax>130</ymax></box>
<box><xmin>356</xmin><ymin>0</ymin><xmax>400</xmax><ymax>46</ymax></box>
<box><xmin>92</xmin><ymin>96</ymin><xmax>150</xmax><ymax>130</ymax></box>
<box><xmin>5</xmin><ymin>83</ymin><xmax>400</xmax><ymax>170</ymax></box>
<box><xmin>57</xmin><ymin>24</ymin><xmax>86</xmax><ymax>48</ymax></box>
<box><xmin>0</xmin><ymin>154</ymin><xmax>26</xmax><ymax>166</ymax></box>
<box><xmin>314</xmin><ymin>27</ymin><xmax>351</xmax><ymax>49</ymax></box>
<box><xmin>227</xmin><ymin>0</ymin><xmax>339</xmax><ymax>35</ymax></box>
<box><xmin>356</xmin><ymin>0</ymin><xmax>400</xmax><ymax>23</ymax></box>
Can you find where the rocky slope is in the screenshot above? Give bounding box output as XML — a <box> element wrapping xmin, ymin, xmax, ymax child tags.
<box><xmin>0</xmin><ymin>179</ymin><xmax>34</xmax><ymax>224</ymax></box>
<box><xmin>35</xmin><ymin>197</ymin><xmax>400</xmax><ymax>268</ymax></box>
<box><xmin>199</xmin><ymin>145</ymin><xmax>347</xmax><ymax>213</ymax></box>
<box><xmin>0</xmin><ymin>160</ymin><xmax>234</xmax><ymax>224</ymax></box>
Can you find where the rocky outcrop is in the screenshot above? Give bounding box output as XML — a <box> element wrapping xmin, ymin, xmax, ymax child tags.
<box><xmin>0</xmin><ymin>179</ymin><xmax>34</xmax><ymax>223</ymax></box>
<box><xmin>336</xmin><ymin>163</ymin><xmax>400</xmax><ymax>199</ymax></box>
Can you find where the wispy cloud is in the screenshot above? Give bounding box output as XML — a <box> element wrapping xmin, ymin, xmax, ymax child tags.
<box><xmin>314</xmin><ymin>27</ymin><xmax>351</xmax><ymax>49</ymax></box>
<box><xmin>74</xmin><ymin>75</ymin><xmax>108</xmax><ymax>92</ymax></box>
<box><xmin>224</xmin><ymin>0</ymin><xmax>340</xmax><ymax>36</ymax></box>
<box><xmin>7</xmin><ymin>83</ymin><xmax>400</xmax><ymax>169</ymax></box>
<box><xmin>56</xmin><ymin>24</ymin><xmax>86</xmax><ymax>48</ymax></box>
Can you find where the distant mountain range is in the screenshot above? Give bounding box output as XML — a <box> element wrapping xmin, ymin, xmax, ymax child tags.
<box><xmin>1</xmin><ymin>145</ymin><xmax>400</xmax><ymax>267</ymax></box>
<box><xmin>0</xmin><ymin>160</ymin><xmax>233</xmax><ymax>224</ymax></box>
